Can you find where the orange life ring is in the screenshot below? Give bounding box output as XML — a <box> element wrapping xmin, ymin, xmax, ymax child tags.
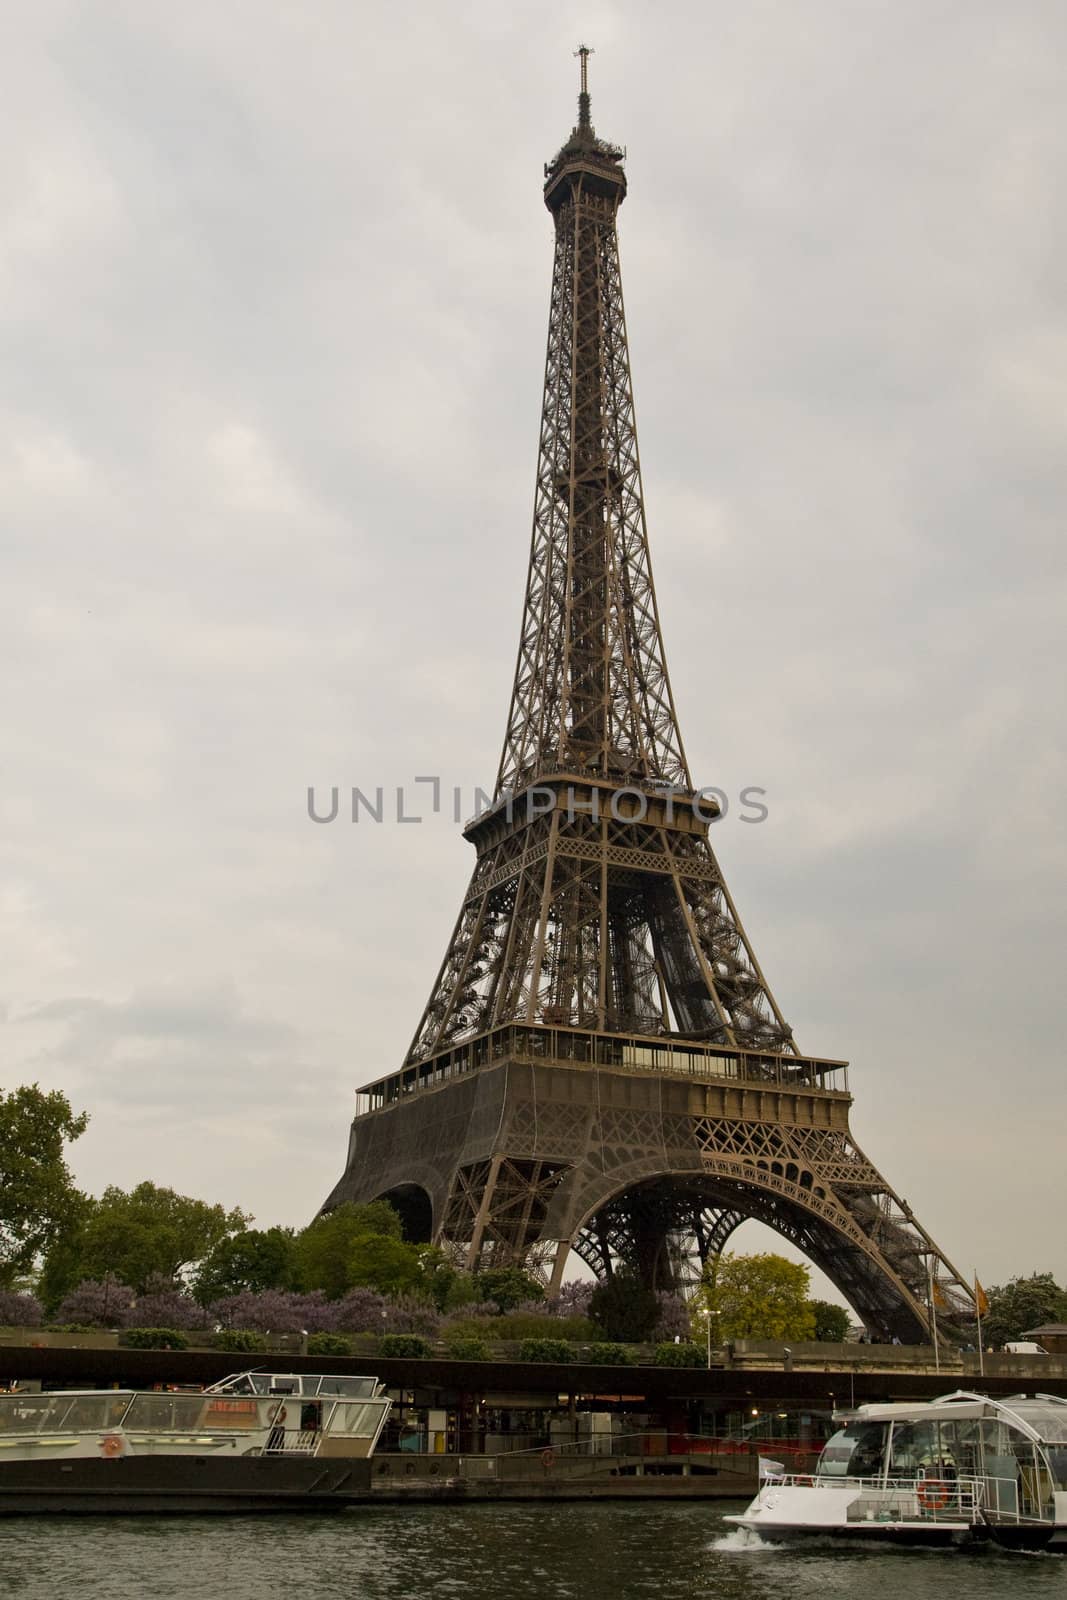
<box><xmin>100</xmin><ymin>1434</ymin><xmax>124</xmax><ymax>1458</ymax></box>
<box><xmin>541</xmin><ymin>1447</ymin><xmax>555</xmax><ymax>1468</ymax></box>
<box><xmin>918</xmin><ymin>1478</ymin><xmax>951</xmax><ymax>1511</ymax></box>
<box><xmin>267</xmin><ymin>1404</ymin><xmax>287</xmax><ymax>1425</ymax></box>
<box><xmin>794</xmin><ymin>1474</ymin><xmax>813</xmax><ymax>1487</ymax></box>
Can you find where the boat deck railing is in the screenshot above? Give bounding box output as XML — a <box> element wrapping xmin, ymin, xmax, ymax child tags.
<box><xmin>766</xmin><ymin>1471</ymin><xmax>1053</xmax><ymax>1527</ymax></box>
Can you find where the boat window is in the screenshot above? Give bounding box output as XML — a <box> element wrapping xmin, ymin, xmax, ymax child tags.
<box><xmin>327</xmin><ymin>1400</ymin><xmax>390</xmax><ymax>1438</ymax></box>
<box><xmin>888</xmin><ymin>1421</ymin><xmax>948</xmax><ymax>1476</ymax></box>
<box><xmin>817</xmin><ymin>1421</ymin><xmax>886</xmax><ymax>1479</ymax></box>
<box><xmin>123</xmin><ymin>1394</ymin><xmax>210</xmax><ymax>1432</ymax></box>
<box><xmin>315</xmin><ymin>1377</ymin><xmax>380</xmax><ymax>1399</ymax></box>
<box><xmin>1046</xmin><ymin>1447</ymin><xmax>1067</xmax><ymax>1492</ymax></box>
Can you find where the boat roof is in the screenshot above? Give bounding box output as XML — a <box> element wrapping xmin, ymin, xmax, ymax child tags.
<box><xmin>841</xmin><ymin>1390</ymin><xmax>1067</xmax><ymax>1444</ymax></box>
<box><xmin>4</xmin><ymin>1371</ymin><xmax>384</xmax><ymax>1402</ymax></box>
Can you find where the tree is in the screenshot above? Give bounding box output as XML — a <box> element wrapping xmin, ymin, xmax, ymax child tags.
<box><xmin>54</xmin><ymin>1277</ymin><xmax>135</xmax><ymax>1328</ymax></box>
<box><xmin>474</xmin><ymin>1268</ymin><xmax>545</xmax><ymax>1314</ymax></box>
<box><xmin>982</xmin><ymin>1274</ymin><xmax>1067</xmax><ymax>1348</ymax></box>
<box><xmin>589</xmin><ymin>1271</ymin><xmax>660</xmax><ymax>1343</ymax></box>
<box><xmin>0</xmin><ymin>1086</ymin><xmax>88</xmax><ymax>1286</ymax></box>
<box><xmin>41</xmin><ymin>1182</ymin><xmax>250</xmax><ymax>1300</ymax></box>
<box><xmin>291</xmin><ymin>1202</ymin><xmax>425</xmax><ymax>1299</ymax></box>
<box><xmin>810</xmin><ymin>1299</ymin><xmax>851</xmax><ymax>1343</ymax></box>
<box><xmin>193</xmin><ymin>1228</ymin><xmax>296</xmax><ymax>1304</ymax></box>
<box><xmin>698</xmin><ymin>1252</ymin><xmax>816</xmax><ymax>1342</ymax></box>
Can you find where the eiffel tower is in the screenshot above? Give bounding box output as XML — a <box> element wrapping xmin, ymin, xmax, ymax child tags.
<box><xmin>326</xmin><ymin>52</ymin><xmax>976</xmax><ymax>1340</ymax></box>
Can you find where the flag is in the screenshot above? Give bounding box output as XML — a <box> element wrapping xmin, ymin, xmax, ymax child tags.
<box><xmin>932</xmin><ymin>1278</ymin><xmax>949</xmax><ymax>1310</ymax></box>
<box><xmin>759</xmin><ymin>1458</ymin><xmax>786</xmax><ymax>1479</ymax></box>
<box><xmin>974</xmin><ymin>1277</ymin><xmax>989</xmax><ymax>1318</ymax></box>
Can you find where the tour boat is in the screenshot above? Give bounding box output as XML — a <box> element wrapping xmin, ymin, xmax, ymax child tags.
<box><xmin>727</xmin><ymin>1391</ymin><xmax>1067</xmax><ymax>1550</ymax></box>
<box><xmin>0</xmin><ymin>1370</ymin><xmax>391</xmax><ymax>1515</ymax></box>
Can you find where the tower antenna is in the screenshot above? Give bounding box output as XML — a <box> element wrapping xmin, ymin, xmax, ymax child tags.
<box><xmin>575</xmin><ymin>42</ymin><xmax>593</xmax><ymax>130</ymax></box>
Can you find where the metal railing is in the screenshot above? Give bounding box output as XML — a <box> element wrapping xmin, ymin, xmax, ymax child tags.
<box><xmin>357</xmin><ymin>1023</ymin><xmax>848</xmax><ymax>1114</ymax></box>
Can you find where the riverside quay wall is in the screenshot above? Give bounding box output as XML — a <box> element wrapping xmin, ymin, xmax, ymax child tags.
<box><xmin>4</xmin><ymin>1341</ymin><xmax>1065</xmax><ymax>1503</ymax></box>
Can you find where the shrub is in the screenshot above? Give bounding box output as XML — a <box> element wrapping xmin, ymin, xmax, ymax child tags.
<box><xmin>123</xmin><ymin>1327</ymin><xmax>188</xmax><ymax>1351</ymax></box>
<box><xmin>586</xmin><ymin>1342</ymin><xmax>635</xmax><ymax>1366</ymax></box>
<box><xmin>493</xmin><ymin>1312</ymin><xmax>593</xmax><ymax>1342</ymax></box>
<box><xmin>443</xmin><ymin>1334</ymin><xmax>490</xmax><ymax>1362</ymax></box>
<box><xmin>0</xmin><ymin>1292</ymin><xmax>44</xmax><ymax>1327</ymax></box>
<box><xmin>306</xmin><ymin>1332</ymin><xmax>351</xmax><ymax>1357</ymax></box>
<box><xmin>518</xmin><ymin>1338</ymin><xmax>575</xmax><ymax>1364</ymax></box>
<box><xmin>215</xmin><ymin>1328</ymin><xmax>267</xmax><ymax>1353</ymax></box>
<box><xmin>379</xmin><ymin>1334</ymin><xmax>431</xmax><ymax>1359</ymax></box>
<box><xmin>652</xmin><ymin>1341</ymin><xmax>703</xmax><ymax>1368</ymax></box>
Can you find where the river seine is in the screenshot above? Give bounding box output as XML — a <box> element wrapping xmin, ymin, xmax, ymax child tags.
<box><xmin>0</xmin><ymin>1503</ymin><xmax>1063</xmax><ymax>1599</ymax></box>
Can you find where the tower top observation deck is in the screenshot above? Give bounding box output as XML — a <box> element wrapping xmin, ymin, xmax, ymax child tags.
<box><xmin>544</xmin><ymin>44</ymin><xmax>626</xmax><ymax>214</ymax></box>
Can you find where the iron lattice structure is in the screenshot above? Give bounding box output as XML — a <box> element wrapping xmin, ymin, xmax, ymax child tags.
<box><xmin>326</xmin><ymin>61</ymin><xmax>976</xmax><ymax>1341</ymax></box>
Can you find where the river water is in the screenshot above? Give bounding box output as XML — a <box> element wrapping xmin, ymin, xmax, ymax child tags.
<box><xmin>0</xmin><ymin>1503</ymin><xmax>1063</xmax><ymax>1600</ymax></box>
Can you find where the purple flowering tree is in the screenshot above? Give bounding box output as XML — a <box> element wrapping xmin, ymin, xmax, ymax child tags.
<box><xmin>653</xmin><ymin>1291</ymin><xmax>691</xmax><ymax>1341</ymax></box>
<box><xmin>54</xmin><ymin>1277</ymin><xmax>135</xmax><ymax>1328</ymax></box>
<box><xmin>330</xmin><ymin>1288</ymin><xmax>388</xmax><ymax>1333</ymax></box>
<box><xmin>125</xmin><ymin>1277</ymin><xmax>209</xmax><ymax>1331</ymax></box>
<box><xmin>380</xmin><ymin>1294</ymin><xmax>441</xmax><ymax>1337</ymax></box>
<box><xmin>0</xmin><ymin>1291</ymin><xmax>44</xmax><ymax>1327</ymax></box>
<box><xmin>547</xmin><ymin>1280</ymin><xmax>594</xmax><ymax>1319</ymax></box>
<box><xmin>208</xmin><ymin>1290</ymin><xmax>307</xmax><ymax>1333</ymax></box>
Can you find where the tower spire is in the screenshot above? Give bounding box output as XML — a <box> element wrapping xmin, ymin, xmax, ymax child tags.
<box><xmin>575</xmin><ymin>42</ymin><xmax>593</xmax><ymax>131</ymax></box>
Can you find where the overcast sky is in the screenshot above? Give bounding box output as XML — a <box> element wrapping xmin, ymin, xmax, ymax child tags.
<box><xmin>3</xmin><ymin>1</ymin><xmax>1065</xmax><ymax>1300</ymax></box>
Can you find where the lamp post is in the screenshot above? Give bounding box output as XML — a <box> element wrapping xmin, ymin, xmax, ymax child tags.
<box><xmin>699</xmin><ymin>1308</ymin><xmax>711</xmax><ymax>1370</ymax></box>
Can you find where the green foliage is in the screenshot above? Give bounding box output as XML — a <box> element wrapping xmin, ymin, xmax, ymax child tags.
<box><xmin>443</xmin><ymin>1334</ymin><xmax>490</xmax><ymax>1361</ymax></box>
<box><xmin>292</xmin><ymin>1203</ymin><xmax>425</xmax><ymax>1300</ymax></box>
<box><xmin>41</xmin><ymin>1182</ymin><xmax>251</xmax><ymax>1303</ymax></box>
<box><xmin>306</xmin><ymin>1332</ymin><xmax>351</xmax><ymax>1357</ymax></box>
<box><xmin>517</xmin><ymin>1338</ymin><xmax>575</xmax><ymax>1364</ymax></box>
<box><xmin>193</xmin><ymin>1228</ymin><xmax>296</xmax><ymax>1304</ymax></box>
<box><xmin>585</xmin><ymin>1342</ymin><xmax>635</xmax><ymax>1366</ymax></box>
<box><xmin>474</xmin><ymin>1267</ymin><xmax>545</xmax><ymax>1313</ymax></box>
<box><xmin>589</xmin><ymin>1271</ymin><xmax>660</xmax><ymax>1343</ymax></box>
<box><xmin>810</xmin><ymin>1300</ymin><xmax>851</xmax><ymax>1343</ymax></box>
<box><xmin>415</xmin><ymin>1248</ymin><xmax>475</xmax><ymax>1313</ymax></box>
<box><xmin>982</xmin><ymin>1274</ymin><xmax>1067</xmax><ymax>1348</ymax></box>
<box><xmin>215</xmin><ymin>1328</ymin><xmax>267</xmax><ymax>1352</ymax></box>
<box><xmin>698</xmin><ymin>1252</ymin><xmax>816</xmax><ymax>1342</ymax></box>
<box><xmin>0</xmin><ymin>1086</ymin><xmax>88</xmax><ymax>1287</ymax></box>
<box><xmin>122</xmin><ymin>1327</ymin><xmax>188</xmax><ymax>1350</ymax></box>
<box><xmin>652</xmin><ymin>1341</ymin><xmax>704</xmax><ymax>1367</ymax></box>
<box><xmin>379</xmin><ymin>1334</ymin><xmax>431</xmax><ymax>1359</ymax></box>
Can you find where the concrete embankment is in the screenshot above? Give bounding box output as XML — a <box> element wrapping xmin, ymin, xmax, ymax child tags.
<box><xmin>368</xmin><ymin>1451</ymin><xmax>756</xmax><ymax>1501</ymax></box>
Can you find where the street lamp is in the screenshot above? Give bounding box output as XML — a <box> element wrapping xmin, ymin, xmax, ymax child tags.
<box><xmin>698</xmin><ymin>1307</ymin><xmax>711</xmax><ymax>1370</ymax></box>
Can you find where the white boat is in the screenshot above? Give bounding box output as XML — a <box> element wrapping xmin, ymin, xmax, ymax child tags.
<box><xmin>727</xmin><ymin>1390</ymin><xmax>1067</xmax><ymax>1550</ymax></box>
<box><xmin>0</xmin><ymin>1370</ymin><xmax>391</xmax><ymax>1514</ymax></box>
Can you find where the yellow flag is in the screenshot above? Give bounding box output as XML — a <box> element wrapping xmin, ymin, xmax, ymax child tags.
<box><xmin>932</xmin><ymin>1278</ymin><xmax>949</xmax><ymax>1310</ymax></box>
<box><xmin>974</xmin><ymin>1277</ymin><xmax>989</xmax><ymax>1318</ymax></box>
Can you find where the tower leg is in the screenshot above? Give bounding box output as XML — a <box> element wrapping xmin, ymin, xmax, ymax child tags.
<box><xmin>465</xmin><ymin>1154</ymin><xmax>503</xmax><ymax>1270</ymax></box>
<box><xmin>548</xmin><ymin>1238</ymin><xmax>571</xmax><ymax>1297</ymax></box>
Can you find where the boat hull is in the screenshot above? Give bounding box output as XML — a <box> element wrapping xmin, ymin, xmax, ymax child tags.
<box><xmin>0</xmin><ymin>1454</ymin><xmax>375</xmax><ymax>1516</ymax></box>
<box><xmin>726</xmin><ymin>1514</ymin><xmax>980</xmax><ymax>1549</ymax></box>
